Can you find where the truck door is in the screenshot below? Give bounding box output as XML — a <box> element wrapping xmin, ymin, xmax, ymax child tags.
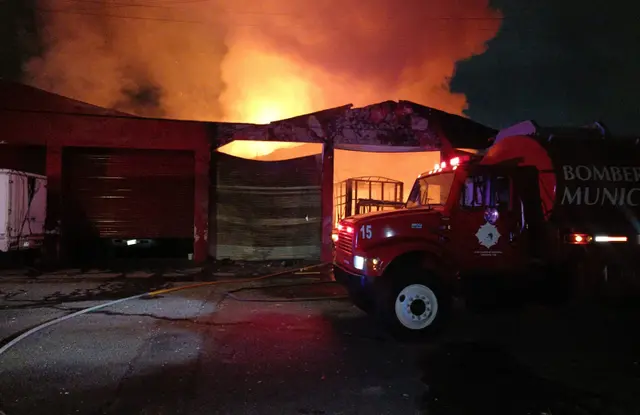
<box><xmin>447</xmin><ymin>169</ymin><xmax>529</xmax><ymax>272</ymax></box>
<box><xmin>511</xmin><ymin>166</ymin><xmax>546</xmax><ymax>262</ymax></box>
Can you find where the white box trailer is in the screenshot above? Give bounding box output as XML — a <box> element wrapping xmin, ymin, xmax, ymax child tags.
<box><xmin>0</xmin><ymin>169</ymin><xmax>47</xmax><ymax>252</ymax></box>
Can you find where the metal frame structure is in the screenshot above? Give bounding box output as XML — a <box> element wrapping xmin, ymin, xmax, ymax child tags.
<box><xmin>334</xmin><ymin>176</ymin><xmax>404</xmax><ymax>226</ymax></box>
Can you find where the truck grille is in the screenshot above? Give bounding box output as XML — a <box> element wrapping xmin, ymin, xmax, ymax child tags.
<box><xmin>337</xmin><ymin>228</ymin><xmax>354</xmax><ymax>255</ymax></box>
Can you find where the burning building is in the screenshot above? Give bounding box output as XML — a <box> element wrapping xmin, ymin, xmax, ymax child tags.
<box><xmin>0</xmin><ymin>82</ymin><xmax>496</xmax><ymax>265</ymax></box>
<box><xmin>3</xmin><ymin>0</ymin><xmax>504</xmax><ymax>264</ymax></box>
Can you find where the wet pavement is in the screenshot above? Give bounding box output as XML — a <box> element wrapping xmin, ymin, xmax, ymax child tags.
<box><xmin>0</xmin><ymin>269</ymin><xmax>639</xmax><ymax>415</ymax></box>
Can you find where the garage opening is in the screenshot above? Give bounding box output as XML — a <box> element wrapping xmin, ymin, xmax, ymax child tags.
<box><xmin>62</xmin><ymin>147</ymin><xmax>195</xmax><ymax>264</ymax></box>
<box><xmin>211</xmin><ymin>151</ymin><xmax>322</xmax><ymax>261</ymax></box>
<box><xmin>218</xmin><ymin>140</ymin><xmax>440</xmax><ymax>235</ymax></box>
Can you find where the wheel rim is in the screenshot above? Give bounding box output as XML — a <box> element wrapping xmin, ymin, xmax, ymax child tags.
<box><xmin>394</xmin><ymin>284</ymin><xmax>439</xmax><ymax>330</ymax></box>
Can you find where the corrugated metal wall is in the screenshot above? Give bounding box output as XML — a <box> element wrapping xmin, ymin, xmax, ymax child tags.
<box><xmin>211</xmin><ymin>152</ymin><xmax>322</xmax><ymax>261</ymax></box>
<box><xmin>62</xmin><ymin>148</ymin><xmax>195</xmax><ymax>241</ymax></box>
<box><xmin>0</xmin><ymin>145</ymin><xmax>46</xmax><ymax>175</ymax></box>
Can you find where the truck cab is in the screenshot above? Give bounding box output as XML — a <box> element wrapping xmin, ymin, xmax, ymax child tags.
<box><xmin>333</xmin><ymin>153</ymin><xmax>544</xmax><ymax>337</ymax></box>
<box><xmin>334</xmin><ymin>121</ymin><xmax>640</xmax><ymax>338</ymax></box>
<box><xmin>334</xmin><ymin>121</ymin><xmax>640</xmax><ymax>335</ymax></box>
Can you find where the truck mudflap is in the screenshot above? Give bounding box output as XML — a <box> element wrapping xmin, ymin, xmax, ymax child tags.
<box><xmin>564</xmin><ymin>246</ymin><xmax>640</xmax><ymax>300</ymax></box>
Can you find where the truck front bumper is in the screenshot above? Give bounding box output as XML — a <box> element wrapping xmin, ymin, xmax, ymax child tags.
<box><xmin>332</xmin><ymin>264</ymin><xmax>377</xmax><ymax>296</ymax></box>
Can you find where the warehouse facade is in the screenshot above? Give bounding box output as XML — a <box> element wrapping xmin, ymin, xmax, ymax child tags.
<box><xmin>0</xmin><ymin>81</ymin><xmax>497</xmax><ymax>266</ymax></box>
<box><xmin>0</xmin><ymin>81</ymin><xmax>211</xmax><ymax>263</ymax></box>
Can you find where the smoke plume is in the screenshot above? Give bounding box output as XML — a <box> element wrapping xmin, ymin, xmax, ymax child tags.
<box><xmin>25</xmin><ymin>0</ymin><xmax>501</xmax><ymax>123</ymax></box>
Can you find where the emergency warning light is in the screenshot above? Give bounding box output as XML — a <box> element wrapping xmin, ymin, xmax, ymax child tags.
<box><xmin>567</xmin><ymin>233</ymin><xmax>591</xmax><ymax>244</ymax></box>
<box><xmin>566</xmin><ymin>233</ymin><xmax>628</xmax><ymax>244</ymax></box>
<box><xmin>427</xmin><ymin>156</ymin><xmax>470</xmax><ymax>176</ymax></box>
<box><xmin>336</xmin><ymin>223</ymin><xmax>354</xmax><ymax>233</ymax></box>
<box><xmin>594</xmin><ymin>235</ymin><xmax>628</xmax><ymax>243</ymax></box>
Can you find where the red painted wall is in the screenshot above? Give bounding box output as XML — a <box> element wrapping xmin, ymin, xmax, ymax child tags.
<box><xmin>2</xmin><ymin>86</ymin><xmax>495</xmax><ymax>267</ymax></box>
<box><xmin>0</xmin><ymin>109</ymin><xmax>209</xmax><ymax>151</ymax></box>
<box><xmin>0</xmin><ymin>107</ymin><xmax>211</xmax><ymax>263</ymax></box>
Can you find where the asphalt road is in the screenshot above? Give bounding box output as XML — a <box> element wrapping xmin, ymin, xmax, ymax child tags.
<box><xmin>1</xmin><ymin>270</ymin><xmax>639</xmax><ymax>415</ymax></box>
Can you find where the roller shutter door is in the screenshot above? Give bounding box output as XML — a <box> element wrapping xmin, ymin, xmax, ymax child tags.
<box><xmin>62</xmin><ymin>148</ymin><xmax>194</xmax><ymax>240</ymax></box>
<box><xmin>211</xmin><ymin>152</ymin><xmax>322</xmax><ymax>261</ymax></box>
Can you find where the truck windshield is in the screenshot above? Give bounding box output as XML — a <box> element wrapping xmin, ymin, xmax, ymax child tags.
<box><xmin>406</xmin><ymin>171</ymin><xmax>455</xmax><ymax>208</ymax></box>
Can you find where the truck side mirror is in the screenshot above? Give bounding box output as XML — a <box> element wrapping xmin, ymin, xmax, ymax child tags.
<box><xmin>516</xmin><ymin>199</ymin><xmax>525</xmax><ymax>233</ymax></box>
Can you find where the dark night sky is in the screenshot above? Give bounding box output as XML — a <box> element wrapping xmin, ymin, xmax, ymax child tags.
<box><xmin>2</xmin><ymin>1</ymin><xmax>639</xmax><ymax>135</ymax></box>
<box><xmin>452</xmin><ymin>0</ymin><xmax>640</xmax><ymax>135</ymax></box>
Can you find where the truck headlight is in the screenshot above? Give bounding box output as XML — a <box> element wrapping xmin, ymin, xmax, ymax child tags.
<box><xmin>353</xmin><ymin>255</ymin><xmax>365</xmax><ymax>270</ymax></box>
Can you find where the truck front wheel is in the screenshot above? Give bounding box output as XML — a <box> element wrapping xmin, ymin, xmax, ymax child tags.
<box><xmin>374</xmin><ymin>272</ymin><xmax>449</xmax><ymax>339</ymax></box>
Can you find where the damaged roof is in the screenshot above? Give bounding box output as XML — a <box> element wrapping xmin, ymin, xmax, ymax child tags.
<box><xmin>218</xmin><ymin>100</ymin><xmax>498</xmax><ymax>152</ymax></box>
<box><xmin>0</xmin><ymin>82</ymin><xmax>498</xmax><ymax>152</ymax></box>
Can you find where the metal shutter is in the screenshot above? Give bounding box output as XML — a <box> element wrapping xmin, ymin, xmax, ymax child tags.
<box><xmin>62</xmin><ymin>147</ymin><xmax>194</xmax><ymax>239</ymax></box>
<box><xmin>211</xmin><ymin>152</ymin><xmax>322</xmax><ymax>261</ymax></box>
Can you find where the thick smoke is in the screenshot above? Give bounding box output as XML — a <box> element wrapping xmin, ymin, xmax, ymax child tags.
<box><xmin>25</xmin><ymin>0</ymin><xmax>228</xmax><ymax>120</ymax></box>
<box><xmin>116</xmin><ymin>70</ymin><xmax>164</xmax><ymax>116</ymax></box>
<box><xmin>25</xmin><ymin>0</ymin><xmax>501</xmax><ymax>122</ymax></box>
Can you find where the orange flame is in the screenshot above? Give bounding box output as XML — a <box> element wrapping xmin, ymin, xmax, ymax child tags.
<box><xmin>218</xmin><ymin>140</ymin><xmax>306</xmax><ymax>159</ymax></box>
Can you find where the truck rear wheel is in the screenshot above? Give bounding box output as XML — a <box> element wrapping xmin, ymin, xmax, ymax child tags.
<box><xmin>374</xmin><ymin>271</ymin><xmax>449</xmax><ymax>340</ymax></box>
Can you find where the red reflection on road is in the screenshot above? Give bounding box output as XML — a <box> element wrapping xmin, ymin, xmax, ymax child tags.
<box><xmin>201</xmin><ymin>311</ymin><xmax>339</xmax><ymax>369</ymax></box>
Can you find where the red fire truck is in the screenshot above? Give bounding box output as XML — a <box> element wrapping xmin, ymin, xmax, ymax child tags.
<box><xmin>332</xmin><ymin>121</ymin><xmax>640</xmax><ymax>337</ymax></box>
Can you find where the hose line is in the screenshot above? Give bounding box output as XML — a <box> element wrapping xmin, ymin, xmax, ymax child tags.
<box><xmin>0</xmin><ymin>263</ymin><xmax>326</xmax><ymax>359</ymax></box>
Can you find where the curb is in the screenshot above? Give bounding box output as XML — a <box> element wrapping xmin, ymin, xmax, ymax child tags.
<box><xmin>0</xmin><ymin>269</ymin><xmax>206</xmax><ymax>282</ymax></box>
<box><xmin>0</xmin><ymin>269</ymin><xmax>325</xmax><ymax>284</ymax></box>
<box><xmin>0</xmin><ymin>276</ymin><xmax>205</xmax><ymax>284</ymax></box>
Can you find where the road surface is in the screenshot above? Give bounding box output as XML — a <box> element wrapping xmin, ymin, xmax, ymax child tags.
<box><xmin>0</xmin><ymin>269</ymin><xmax>639</xmax><ymax>414</ymax></box>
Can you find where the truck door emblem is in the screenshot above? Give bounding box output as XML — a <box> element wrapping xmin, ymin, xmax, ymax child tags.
<box><xmin>476</xmin><ymin>222</ymin><xmax>501</xmax><ymax>249</ymax></box>
<box><xmin>411</xmin><ymin>223</ymin><xmax>422</xmax><ymax>229</ymax></box>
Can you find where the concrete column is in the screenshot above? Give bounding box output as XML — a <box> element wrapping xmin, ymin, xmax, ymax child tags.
<box><xmin>320</xmin><ymin>139</ymin><xmax>335</xmax><ymax>263</ymax></box>
<box><xmin>44</xmin><ymin>145</ymin><xmax>62</xmax><ymax>264</ymax></box>
<box><xmin>193</xmin><ymin>147</ymin><xmax>210</xmax><ymax>263</ymax></box>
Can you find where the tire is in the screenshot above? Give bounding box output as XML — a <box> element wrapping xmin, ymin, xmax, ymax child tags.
<box><xmin>373</xmin><ymin>270</ymin><xmax>450</xmax><ymax>340</ymax></box>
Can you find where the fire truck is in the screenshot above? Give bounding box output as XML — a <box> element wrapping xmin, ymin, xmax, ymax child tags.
<box><xmin>332</xmin><ymin>120</ymin><xmax>640</xmax><ymax>337</ymax></box>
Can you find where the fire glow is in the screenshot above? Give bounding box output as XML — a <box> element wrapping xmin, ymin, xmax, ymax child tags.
<box><xmin>26</xmin><ymin>0</ymin><xmax>502</xmax><ymax>159</ymax></box>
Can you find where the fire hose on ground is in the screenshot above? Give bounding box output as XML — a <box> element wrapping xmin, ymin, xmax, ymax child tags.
<box><xmin>0</xmin><ymin>263</ymin><xmax>347</xmax><ymax>359</ymax></box>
